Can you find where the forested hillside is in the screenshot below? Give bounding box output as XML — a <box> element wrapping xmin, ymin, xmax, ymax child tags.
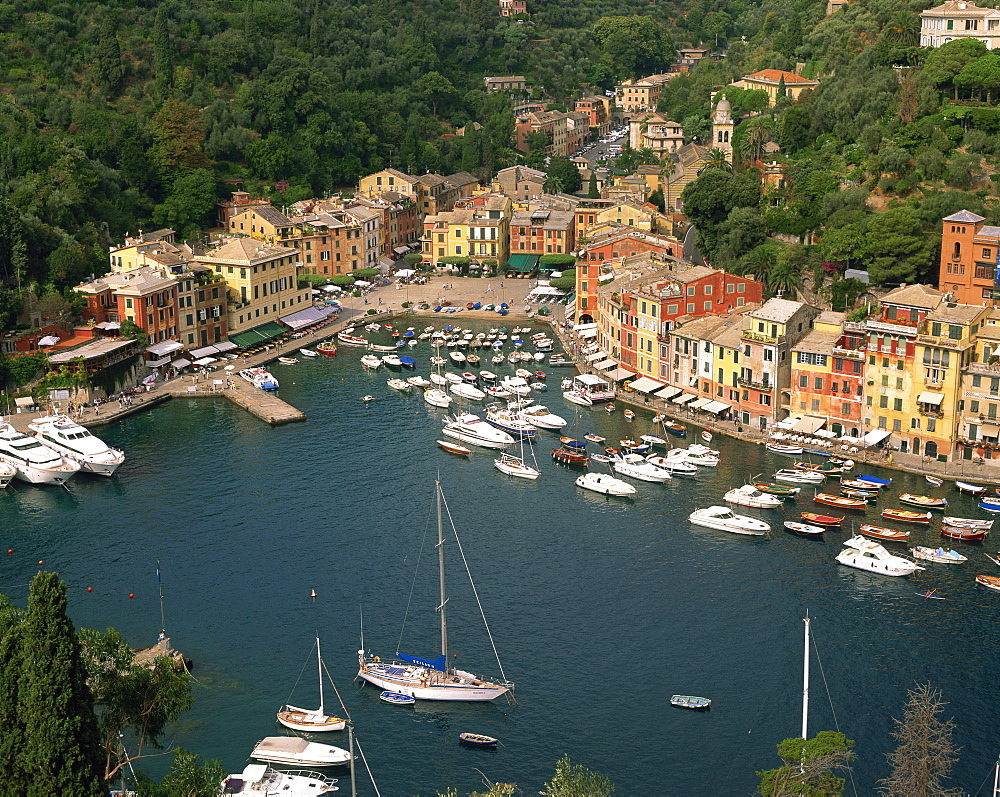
<box><xmin>3</xmin><ymin>0</ymin><xmax>1000</xmax><ymax>316</ymax></box>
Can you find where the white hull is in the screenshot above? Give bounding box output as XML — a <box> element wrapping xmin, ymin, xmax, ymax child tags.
<box><xmin>836</xmin><ymin>535</ymin><xmax>922</xmax><ymax>576</ymax></box>
<box><xmin>0</xmin><ymin>453</ymin><xmax>79</xmax><ymax>484</ymax></box>
<box><xmin>562</xmin><ymin>391</ymin><xmax>593</xmax><ymax>407</ymax></box>
<box><xmin>222</xmin><ymin>765</ymin><xmax>338</xmax><ymax>796</ymax></box>
<box><xmin>441</xmin><ymin>425</ymin><xmax>509</xmax><ymax>449</ymax></box>
<box><xmin>494</xmin><ymin>455</ymin><xmax>540</xmax><ymax>479</ymax></box>
<box><xmin>689</xmin><ymin>517</ymin><xmax>767</xmax><ymax>535</ymax></box>
<box><xmin>276</xmin><ymin>713</ymin><xmax>346</xmax><ymax>732</ymax></box>
<box><xmin>424</xmin><ymin>389</ymin><xmax>453</xmax><ymax>408</ymax></box>
<box><xmin>576</xmin><ymin>473</ymin><xmax>636</xmax><ymax>496</ymax></box>
<box><xmin>358</xmin><ymin>661</ymin><xmax>509</xmax><ymax>701</ymax></box>
<box><xmin>29</xmin><ymin>416</ymin><xmax>125</xmax><ymax>476</ymax></box>
<box><xmin>252</xmin><ymin>737</ymin><xmax>351</xmax><ymax>767</ymax></box>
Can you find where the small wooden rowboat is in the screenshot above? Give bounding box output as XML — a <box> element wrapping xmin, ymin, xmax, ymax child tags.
<box><xmin>560</xmin><ymin>437</ymin><xmax>587</xmax><ymax>448</ymax></box>
<box><xmin>859</xmin><ymin>524</ymin><xmax>910</xmax><ymax>543</ymax></box>
<box><xmin>459</xmin><ymin>733</ymin><xmax>498</xmax><ymax>748</ymax></box>
<box><xmin>979</xmin><ymin>502</ymin><xmax>1000</xmax><ymax>514</ymax></box>
<box><xmin>815</xmin><ymin>493</ymin><xmax>866</xmax><ymax>509</ymax></box>
<box><xmin>956</xmin><ymin>481</ymin><xmax>987</xmax><ymax>496</ymax></box>
<box><xmin>841</xmin><ymin>487</ymin><xmax>877</xmax><ymax>500</ymax></box>
<box><xmin>379</xmin><ymin>691</ymin><xmax>416</xmax><ymax>705</ymax></box>
<box><xmin>976</xmin><ymin>574</ymin><xmax>1000</xmax><ymax>592</ymax></box>
<box><xmin>662</xmin><ymin>420</ymin><xmax>686</xmax><ymax>436</ymax></box>
<box><xmin>943</xmin><ymin>515</ymin><xmax>993</xmax><ymax>529</ymax></box>
<box><xmin>437</xmin><ymin>440</ymin><xmax>471</xmax><ymax>456</ymax></box>
<box><xmin>841</xmin><ymin>479</ymin><xmax>880</xmax><ymax>492</ymax></box>
<box><xmin>670</xmin><ymin>695</ymin><xmax>711</xmax><ymax>710</ymax></box>
<box><xmin>784</xmin><ymin>521</ymin><xmax>825</xmax><ymax>537</ymax></box>
<box><xmin>753</xmin><ymin>482</ymin><xmax>800</xmax><ymax>497</ymax></box>
<box><xmin>858</xmin><ymin>475</ymin><xmax>892</xmax><ymax>487</ymax></box>
<box><xmin>881</xmin><ymin>508</ymin><xmax>933</xmax><ymax>524</ymax></box>
<box><xmin>941</xmin><ymin>524</ymin><xmax>990</xmax><ymax>541</ymax></box>
<box><xmin>584</xmin><ymin>434</ymin><xmax>605</xmax><ymax>444</ymax></box>
<box><xmin>552</xmin><ymin>447</ymin><xmax>589</xmax><ymax>466</ymax></box>
<box><xmin>911</xmin><ymin>546</ymin><xmax>967</xmax><ymax>564</ymax></box>
<box><xmin>801</xmin><ymin>512</ymin><xmax>843</xmax><ymax>527</ymax></box>
<box><xmin>701</xmin><ymin>431</ymin><xmax>713</xmax><ymax>443</ymax></box>
<box><xmin>899</xmin><ymin>493</ymin><xmax>947</xmax><ymax>509</ymax></box>
<box><xmin>623</xmin><ymin>410</ymin><xmax>635</xmax><ymax>421</ymax></box>
<box><xmin>925</xmin><ymin>475</ymin><xmax>944</xmax><ymax>487</ymax></box>
<box><xmin>794</xmin><ymin>462</ymin><xmax>840</xmax><ymax>474</ymax></box>
<box><xmin>766</xmin><ymin>442</ymin><xmax>803</xmax><ymax>455</ymax></box>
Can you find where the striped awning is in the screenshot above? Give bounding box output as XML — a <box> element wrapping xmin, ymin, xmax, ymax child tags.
<box><xmin>672</xmin><ymin>393</ymin><xmax>697</xmax><ymax>404</ymax></box>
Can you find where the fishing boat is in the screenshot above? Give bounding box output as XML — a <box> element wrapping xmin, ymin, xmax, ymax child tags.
<box><xmin>613</xmin><ymin>453</ymin><xmax>672</xmax><ymax>483</ymax></box>
<box><xmin>584</xmin><ymin>434</ymin><xmax>605</xmax><ymax>444</ymax></box>
<box><xmin>774</xmin><ymin>468</ymin><xmax>824</xmax><ymax>485</ymax></box>
<box><xmin>940</xmin><ymin>524</ymin><xmax>990</xmax><ymax>541</ymax></box>
<box><xmin>299</xmin><ymin>347</ymin><xmax>319</xmax><ymax>358</ymax></box>
<box><xmin>619</xmin><ymin>439</ymin><xmax>650</xmax><ymax>454</ymax></box>
<box><xmin>424</xmin><ymin>389</ymin><xmax>453</xmax><ymax>409</ymax></box>
<box><xmin>337</xmin><ymin>330</ymin><xmax>367</xmax><ymax>346</ymax></box>
<box><xmin>361</xmin><ymin>395</ymin><xmax>374</xmax><ymax>402</ymax></box>
<box><xmin>701</xmin><ymin>431</ymin><xmax>713</xmax><ymax>443</ymax></box>
<box><xmin>27</xmin><ymin>415</ymin><xmax>125</xmax><ymax>476</ymax></box>
<box><xmin>661</xmin><ymin>420</ymin><xmax>686</xmax><ymax>437</ymax></box>
<box><xmin>623</xmin><ymin>410</ymin><xmax>635</xmax><ymax>421</ymax></box>
<box><xmin>221</xmin><ymin>764</ymin><xmax>339</xmax><ymax>796</ymax></box>
<box><xmin>783</xmin><ymin>521</ymin><xmax>825</xmax><ymax>538</ymax></box>
<box><xmin>399</xmin><ymin>355</ymin><xmax>416</xmax><ymax>368</ymax></box>
<box><xmin>386</xmin><ymin>378</ymin><xmax>411</xmax><ymax>392</ymax></box>
<box><xmin>794</xmin><ymin>461</ymin><xmax>842</xmax><ymax>476</ymax></box>
<box><xmin>956</xmin><ymin>481</ymin><xmax>987</xmax><ymax>496</ymax></box>
<box><xmin>981</xmin><ymin>502</ymin><xmax>1000</xmax><ymax>514</ymax></box>
<box><xmin>766</xmin><ymin>442</ymin><xmax>803</xmax><ymax>455</ymax></box>
<box><xmin>725</xmin><ymin>485</ymin><xmax>782</xmax><ymax>508</ymax></box>
<box><xmin>975</xmin><ymin>574</ymin><xmax>1000</xmax><ymax>592</ymax></box>
<box><xmin>858</xmin><ymin>524</ymin><xmax>910</xmax><ymax>543</ymax></box>
<box><xmin>381</xmin><ymin>354</ymin><xmax>403</xmax><ymax>368</ymax></box>
<box><xmin>942</xmin><ymin>516</ymin><xmax>993</xmax><ymax>529</ymax></box>
<box><xmin>559</xmin><ymin>436</ymin><xmax>587</xmax><ymax>448</ymax></box>
<box><xmin>841</xmin><ymin>486</ymin><xmax>878</xmax><ymax>500</ymax></box>
<box><xmin>840</xmin><ymin>479</ymin><xmax>880</xmax><ymax>492</ymax></box>
<box><xmin>814</xmin><ymin>493</ymin><xmax>866</xmax><ymax>510</ymax></box>
<box><xmin>552</xmin><ymin>446</ymin><xmax>590</xmax><ymax>466</ymax></box>
<box><xmin>0</xmin><ymin>462</ymin><xmax>15</xmax><ymax>489</ymax></box>
<box><xmin>800</xmin><ymin>512</ymin><xmax>843</xmax><ymax>527</ymax></box>
<box><xmin>688</xmin><ymin>506</ymin><xmax>769</xmax><ymax>535</ymax></box>
<box><xmin>640</xmin><ymin>434</ymin><xmax>668</xmax><ymax>448</ymax></box>
<box><xmin>277</xmin><ymin>637</ymin><xmax>346</xmax><ymax>731</ymax></box>
<box><xmin>881</xmin><ymin>508</ymin><xmax>932</xmax><ymax>524</ymax></box>
<box><xmin>437</xmin><ymin>439</ymin><xmax>470</xmax><ymax>456</ymax></box>
<box><xmin>925</xmin><ymin>475</ymin><xmax>944</xmax><ymax>487</ymax></box>
<box><xmin>899</xmin><ymin>493</ymin><xmax>947</xmax><ymax>509</ymax></box>
<box><xmin>407</xmin><ymin>375</ymin><xmax>431</xmax><ymax>388</ymax></box>
<box><xmin>459</xmin><ymin>733</ymin><xmax>498</xmax><ymax>748</ymax></box>
<box><xmin>836</xmin><ymin>536</ymin><xmax>923</xmax><ymax>577</ymax></box>
<box><xmin>250</xmin><ymin>737</ymin><xmax>351</xmax><ymax>767</ymax></box>
<box><xmin>911</xmin><ymin>547</ymin><xmax>967</xmax><ymax>564</ymax></box>
<box><xmin>752</xmin><ymin>482</ymin><xmax>800</xmax><ymax>498</ymax></box>
<box><xmin>670</xmin><ymin>695</ymin><xmax>711</xmax><ymax>711</ymax></box>
<box><xmin>575</xmin><ymin>472</ymin><xmax>636</xmax><ymax>497</ymax></box>
<box><xmin>358</xmin><ymin>480</ymin><xmax>514</xmax><ymax>701</ymax></box>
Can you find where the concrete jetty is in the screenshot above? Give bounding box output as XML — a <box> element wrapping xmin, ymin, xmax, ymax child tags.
<box><xmin>163</xmin><ymin>377</ymin><xmax>305</xmax><ymax>425</ymax></box>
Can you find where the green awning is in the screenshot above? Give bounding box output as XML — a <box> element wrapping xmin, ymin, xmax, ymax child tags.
<box><xmin>506</xmin><ymin>254</ymin><xmax>540</xmax><ymax>273</ymax></box>
<box><xmin>229</xmin><ymin>321</ymin><xmax>287</xmax><ymax>349</ymax></box>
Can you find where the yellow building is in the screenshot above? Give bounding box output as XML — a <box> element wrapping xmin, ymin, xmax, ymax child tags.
<box><xmin>634</xmin><ymin>293</ymin><xmax>659</xmax><ymax>377</ymax></box>
<box><xmin>958</xmin><ymin>308</ymin><xmax>1000</xmax><ymax>462</ymax></box>
<box><xmin>358</xmin><ymin>168</ymin><xmax>418</xmax><ymax>197</ymax></box>
<box><xmin>420</xmin><ymin>196</ymin><xmax>512</xmax><ymax>267</ymax></box>
<box><xmin>196</xmin><ymin>238</ymin><xmax>311</xmax><ymax>337</ymax></box>
<box><xmin>729</xmin><ymin>69</ymin><xmax>819</xmax><ymax>107</ymax></box>
<box><xmin>108</xmin><ymin>229</ymin><xmax>183</xmax><ymax>273</ymax></box>
<box><xmin>595</xmin><ymin>201</ymin><xmax>663</xmax><ymax>233</ymax></box>
<box><xmin>228</xmin><ymin>207</ymin><xmax>296</xmax><ymax>245</ymax></box>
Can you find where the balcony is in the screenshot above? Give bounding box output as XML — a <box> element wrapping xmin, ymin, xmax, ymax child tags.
<box><xmin>923</xmin><ymin>379</ymin><xmax>943</xmax><ymax>389</ymax></box>
<box><xmin>920</xmin><ymin>410</ymin><xmax>942</xmax><ymax>419</ymax></box>
<box><xmin>867</xmin><ymin>319</ymin><xmax>918</xmax><ymax>335</ymax></box>
<box><xmin>832</xmin><ymin>346</ymin><xmax>865</xmax><ymax>360</ymax></box>
<box><xmin>741</xmin><ymin>330</ymin><xmax>785</xmax><ymax>345</ymax></box>
<box><xmin>842</xmin><ymin>320</ymin><xmax>867</xmax><ymax>333</ymax></box>
<box><xmin>737</xmin><ymin>377</ymin><xmax>772</xmax><ymax>391</ymax></box>
<box><xmin>965</xmin><ymin>361</ymin><xmax>1000</xmax><ymax>376</ymax></box>
<box><xmin>917</xmin><ymin>335</ymin><xmax>960</xmax><ymax>349</ymax></box>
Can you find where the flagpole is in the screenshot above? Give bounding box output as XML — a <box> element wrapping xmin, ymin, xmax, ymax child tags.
<box><xmin>157</xmin><ymin>560</ymin><xmax>166</xmax><ymax>640</ymax></box>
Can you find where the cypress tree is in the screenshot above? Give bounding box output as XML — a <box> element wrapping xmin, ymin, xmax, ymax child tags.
<box><xmin>0</xmin><ymin>621</ymin><xmax>26</xmax><ymax>788</ymax></box>
<box><xmin>95</xmin><ymin>14</ymin><xmax>125</xmax><ymax>97</ymax></box>
<box><xmin>18</xmin><ymin>572</ymin><xmax>104</xmax><ymax>796</ymax></box>
<box><xmin>588</xmin><ymin>172</ymin><xmax>599</xmax><ymax>198</ymax></box>
<box><xmin>154</xmin><ymin>7</ymin><xmax>174</xmax><ymax>102</ymax></box>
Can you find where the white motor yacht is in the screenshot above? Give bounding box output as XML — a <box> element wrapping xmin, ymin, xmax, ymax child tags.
<box><xmin>387</xmin><ymin>378</ymin><xmax>412</xmax><ymax>392</ymax></box>
<box><xmin>0</xmin><ymin>423</ymin><xmax>81</xmax><ymax>485</ymax></box>
<box><xmin>360</xmin><ymin>355</ymin><xmax>382</xmax><ymax>369</ymax></box>
<box><xmin>677</xmin><ymin>447</ymin><xmax>719</xmax><ymax>467</ymax></box>
<box><xmin>423</xmin><ymin>388</ymin><xmax>453</xmax><ymax>408</ymax></box>
<box><xmin>450</xmin><ymin>382</ymin><xmax>486</xmax><ymax>401</ymax></box>
<box><xmin>28</xmin><ymin>415</ymin><xmax>125</xmax><ymax>476</ymax></box>
<box><xmin>688</xmin><ymin>506</ymin><xmax>770</xmax><ymax>535</ymax></box>
<box><xmin>562</xmin><ymin>390</ymin><xmax>594</xmax><ymax>407</ymax></box>
<box><xmin>612</xmin><ymin>453</ymin><xmax>672</xmax><ymax>483</ymax></box>
<box><xmin>250</xmin><ymin>737</ymin><xmax>351</xmax><ymax>768</ymax></box>
<box><xmin>518</xmin><ymin>404</ymin><xmax>567</xmax><ymax>430</ymax></box>
<box><xmin>442</xmin><ymin>413</ymin><xmax>514</xmax><ymax>449</ymax></box>
<box><xmin>836</xmin><ymin>535</ymin><xmax>924</xmax><ymax>577</ymax></box>
<box><xmin>645</xmin><ymin>454</ymin><xmax>698</xmax><ymax>476</ymax></box>
<box><xmin>239</xmin><ymin>368</ymin><xmax>279</xmax><ymax>390</ymax></box>
<box><xmin>381</xmin><ymin>354</ymin><xmax>402</xmax><ymax>368</ymax></box>
<box><xmin>485</xmin><ymin>405</ymin><xmax>537</xmax><ymax>438</ymax></box>
<box><xmin>406</xmin><ymin>375</ymin><xmax>431</xmax><ymax>388</ymax></box>
<box><xmin>429</xmin><ymin>373</ymin><xmax>447</xmax><ymax>386</ymax></box>
<box><xmin>485</xmin><ymin>385</ymin><xmax>512</xmax><ymax>399</ymax></box>
<box><xmin>444</xmin><ymin>372</ymin><xmax>463</xmax><ymax>384</ymax></box>
<box><xmin>575</xmin><ymin>472</ymin><xmax>637</xmax><ymax>496</ymax></box>
<box><xmin>0</xmin><ymin>462</ymin><xmax>16</xmax><ymax>488</ymax></box>
<box><xmin>774</xmin><ymin>468</ymin><xmax>824</xmax><ymax>484</ymax></box>
<box><xmin>500</xmin><ymin>376</ymin><xmax>531</xmax><ymax>396</ymax></box>
<box><xmin>221</xmin><ymin>764</ymin><xmax>339</xmax><ymax>796</ymax></box>
<box><xmin>724</xmin><ymin>485</ymin><xmax>783</xmax><ymax>509</ymax></box>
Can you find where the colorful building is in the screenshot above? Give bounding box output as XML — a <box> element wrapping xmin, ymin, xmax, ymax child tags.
<box><xmin>937</xmin><ymin>209</ymin><xmax>1000</xmax><ymax>305</ymax></box>
<box><xmin>420</xmin><ymin>196</ymin><xmax>513</xmax><ymax>267</ymax></box>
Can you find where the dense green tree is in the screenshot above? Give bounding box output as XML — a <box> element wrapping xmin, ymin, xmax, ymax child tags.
<box><xmin>680</xmin><ymin>169</ymin><xmax>760</xmax><ymax>262</ymax></box>
<box><xmin>756</xmin><ymin>731</ymin><xmax>855</xmax><ymax>796</ymax></box>
<box><xmin>0</xmin><ymin>197</ymin><xmax>28</xmax><ymax>290</ymax></box>
<box><xmin>152</xmin><ymin>170</ymin><xmax>217</xmax><ymax>239</ymax></box>
<box><xmin>549</xmin><ymin>269</ymin><xmax>576</xmax><ymax>291</ymax></box>
<box><xmin>94</xmin><ymin>14</ymin><xmax>125</xmax><ymax>97</ymax></box>
<box><xmin>541</xmin><ymin>754</ymin><xmax>614</xmax><ymax>796</ymax></box>
<box><xmin>863</xmin><ymin>206</ymin><xmax>936</xmax><ymax>284</ymax></box>
<box><xmin>136</xmin><ymin>749</ymin><xmax>224</xmax><ymax>797</ymax></box>
<box><xmin>524</xmin><ymin>132</ymin><xmax>550</xmax><ymax>170</ymax></box>
<box><xmin>150</xmin><ymin>100</ymin><xmax>212</xmax><ymax>184</ymax></box>
<box><xmin>545</xmin><ymin>157</ymin><xmax>582</xmax><ymax>194</ymax></box>
<box><xmin>153</xmin><ymin>6</ymin><xmax>174</xmax><ymax>102</ymax></box>
<box><xmin>17</xmin><ymin>572</ymin><xmax>105</xmax><ymax>796</ymax></box>
<box><xmin>419</xmin><ymin>71</ymin><xmax>457</xmax><ymax>117</ymax></box>
<box><xmin>588</xmin><ymin>172</ymin><xmax>599</xmax><ymax>198</ymax></box>
<box><xmin>921</xmin><ymin>39</ymin><xmax>989</xmax><ymax>97</ymax></box>
<box><xmin>592</xmin><ymin>16</ymin><xmax>672</xmax><ymax>78</ymax></box>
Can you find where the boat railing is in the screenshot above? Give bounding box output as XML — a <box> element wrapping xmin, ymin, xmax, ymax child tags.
<box><xmin>279</xmin><ymin>769</ymin><xmax>339</xmax><ymax>786</ymax></box>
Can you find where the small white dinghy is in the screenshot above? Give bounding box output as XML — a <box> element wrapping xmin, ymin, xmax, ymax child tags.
<box><xmin>575</xmin><ymin>472</ymin><xmax>636</xmax><ymax>496</ymax></box>
<box><xmin>251</xmin><ymin>736</ymin><xmax>351</xmax><ymax>767</ymax></box>
<box><xmin>494</xmin><ymin>452</ymin><xmax>540</xmax><ymax>479</ymax></box>
<box><xmin>910</xmin><ymin>546</ymin><xmax>968</xmax><ymax>564</ymax></box>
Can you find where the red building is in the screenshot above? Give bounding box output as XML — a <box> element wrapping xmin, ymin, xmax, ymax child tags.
<box><xmin>77</xmin><ymin>267</ymin><xmax>180</xmax><ymax>351</ymax></box>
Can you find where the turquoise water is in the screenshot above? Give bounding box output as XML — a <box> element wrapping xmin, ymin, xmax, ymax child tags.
<box><xmin>3</xmin><ymin>322</ymin><xmax>1000</xmax><ymax>795</ymax></box>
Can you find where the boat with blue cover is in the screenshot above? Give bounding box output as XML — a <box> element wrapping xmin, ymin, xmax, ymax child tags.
<box><xmin>671</xmin><ymin>695</ymin><xmax>711</xmax><ymax>710</ymax></box>
<box><xmin>379</xmin><ymin>691</ymin><xmax>416</xmax><ymax>705</ymax></box>
<box><xmin>858</xmin><ymin>475</ymin><xmax>892</xmax><ymax>486</ymax></box>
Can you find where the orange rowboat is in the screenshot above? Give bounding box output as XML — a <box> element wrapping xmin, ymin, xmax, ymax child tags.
<box><xmin>881</xmin><ymin>508</ymin><xmax>932</xmax><ymax>524</ymax></box>
<box><xmin>899</xmin><ymin>493</ymin><xmax>947</xmax><ymax>509</ymax></box>
<box><xmin>801</xmin><ymin>512</ymin><xmax>843</xmax><ymax>527</ymax></box>
<box><xmin>859</xmin><ymin>524</ymin><xmax>910</xmax><ymax>543</ymax></box>
<box><xmin>815</xmin><ymin>493</ymin><xmax>866</xmax><ymax>509</ymax></box>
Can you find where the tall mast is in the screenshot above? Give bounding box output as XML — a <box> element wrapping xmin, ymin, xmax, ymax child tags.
<box><xmin>317</xmin><ymin>636</ymin><xmax>325</xmax><ymax>715</ymax></box>
<box><xmin>436</xmin><ymin>480</ymin><xmax>449</xmax><ymax>664</ymax></box>
<box><xmin>801</xmin><ymin>613</ymin><xmax>810</xmax><ymax>740</ymax></box>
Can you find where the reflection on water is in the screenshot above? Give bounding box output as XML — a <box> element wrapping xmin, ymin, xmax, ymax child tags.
<box><xmin>2</xmin><ymin>318</ymin><xmax>1000</xmax><ymax>794</ymax></box>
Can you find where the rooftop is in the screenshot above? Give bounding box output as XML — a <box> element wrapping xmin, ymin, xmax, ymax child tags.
<box><xmin>792</xmin><ymin>328</ymin><xmax>840</xmax><ymax>356</ymax></box>
<box><xmin>751</xmin><ymin>297</ymin><xmax>807</xmax><ymax>323</ymax></box>
<box><xmin>741</xmin><ymin>69</ymin><xmax>819</xmax><ymax>85</ymax></box>
<box><xmin>926</xmin><ymin>302</ymin><xmax>987</xmax><ymax>324</ymax></box>
<box><xmin>881</xmin><ymin>283</ymin><xmax>943</xmax><ymax>310</ymax></box>
<box><xmin>944</xmin><ymin>209</ymin><xmax>986</xmax><ymax>223</ymax></box>
<box><xmin>201</xmin><ymin>238</ymin><xmax>295</xmax><ymax>264</ymax></box>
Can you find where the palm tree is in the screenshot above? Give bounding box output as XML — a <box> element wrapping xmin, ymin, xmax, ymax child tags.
<box><xmin>704</xmin><ymin>147</ymin><xmax>731</xmax><ymax>171</ymax></box>
<box><xmin>882</xmin><ymin>11</ymin><xmax>919</xmax><ymax>46</ymax></box>
<box><xmin>767</xmin><ymin>257</ymin><xmax>800</xmax><ymax>297</ymax></box>
<box><xmin>741</xmin><ymin>245</ymin><xmax>777</xmax><ymax>282</ymax></box>
<box><xmin>543</xmin><ymin>175</ymin><xmax>564</xmax><ymax>195</ymax></box>
<box><xmin>738</xmin><ymin>120</ymin><xmax>773</xmax><ymax>166</ymax></box>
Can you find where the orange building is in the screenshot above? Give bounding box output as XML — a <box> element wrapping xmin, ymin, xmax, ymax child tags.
<box><xmin>938</xmin><ymin>209</ymin><xmax>1000</xmax><ymax>305</ymax></box>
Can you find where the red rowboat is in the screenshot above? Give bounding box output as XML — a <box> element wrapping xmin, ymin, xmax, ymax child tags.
<box><xmin>881</xmin><ymin>508</ymin><xmax>932</xmax><ymax>524</ymax></box>
<box><xmin>801</xmin><ymin>512</ymin><xmax>843</xmax><ymax>526</ymax></box>
<box><xmin>941</xmin><ymin>525</ymin><xmax>990</xmax><ymax>541</ymax></box>
<box><xmin>859</xmin><ymin>524</ymin><xmax>910</xmax><ymax>543</ymax></box>
<box><xmin>437</xmin><ymin>440</ymin><xmax>471</xmax><ymax>456</ymax></box>
<box><xmin>552</xmin><ymin>447</ymin><xmax>589</xmax><ymax>466</ymax></box>
<box><xmin>976</xmin><ymin>574</ymin><xmax>1000</xmax><ymax>592</ymax></box>
<box><xmin>815</xmin><ymin>493</ymin><xmax>866</xmax><ymax>509</ymax></box>
<box><xmin>317</xmin><ymin>341</ymin><xmax>338</xmax><ymax>357</ymax></box>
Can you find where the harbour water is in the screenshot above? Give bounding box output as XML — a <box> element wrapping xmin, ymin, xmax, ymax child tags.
<box><xmin>3</xmin><ymin>322</ymin><xmax>1000</xmax><ymax>795</ymax></box>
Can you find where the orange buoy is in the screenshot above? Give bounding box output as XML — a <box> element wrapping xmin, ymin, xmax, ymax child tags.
<box><xmin>6</xmin><ymin>549</ymin><xmax>11</xmax><ymax>554</ymax></box>
<box><xmin>128</xmin><ymin>593</ymin><xmax>134</xmax><ymax>599</ymax></box>
<box><xmin>38</xmin><ymin>560</ymin><xmax>44</xmax><ymax>565</ymax></box>
<box><xmin>87</xmin><ymin>587</ymin><xmax>93</xmax><ymax>592</ymax></box>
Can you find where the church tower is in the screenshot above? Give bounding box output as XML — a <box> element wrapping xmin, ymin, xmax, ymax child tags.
<box><xmin>711</xmin><ymin>96</ymin><xmax>734</xmax><ymax>163</ymax></box>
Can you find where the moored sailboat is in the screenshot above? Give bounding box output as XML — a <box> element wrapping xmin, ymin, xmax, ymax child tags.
<box><xmin>277</xmin><ymin>637</ymin><xmax>346</xmax><ymax>732</ymax></box>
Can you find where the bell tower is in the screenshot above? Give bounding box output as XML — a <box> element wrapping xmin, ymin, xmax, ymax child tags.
<box><xmin>711</xmin><ymin>96</ymin><xmax>734</xmax><ymax>163</ymax></box>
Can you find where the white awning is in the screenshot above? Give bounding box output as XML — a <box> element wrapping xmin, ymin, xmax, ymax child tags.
<box><xmin>655</xmin><ymin>386</ymin><xmax>682</xmax><ymax>399</ymax></box>
<box><xmin>703</xmin><ymin>401</ymin><xmax>731</xmax><ymax>414</ymax></box>
<box><xmin>917</xmin><ymin>391</ymin><xmax>944</xmax><ymax>406</ymax></box>
<box><xmin>146</xmin><ymin>340</ymin><xmax>183</xmax><ymax>356</ymax></box>
<box><xmin>171</xmin><ymin>358</ymin><xmax>191</xmax><ymax>368</ymax></box>
<box><xmin>37</xmin><ymin>335</ymin><xmax>61</xmax><ymax>346</ymax></box>
<box><xmin>147</xmin><ymin>357</ymin><xmax>172</xmax><ymax>368</ymax></box>
<box><xmin>814</xmin><ymin>429</ymin><xmax>837</xmax><ymax>438</ymax></box>
<box><xmin>690</xmin><ymin>397</ymin><xmax>712</xmax><ymax>410</ymax></box>
<box><xmin>774</xmin><ymin>418</ymin><xmax>797</xmax><ymax>430</ymax></box>
<box><xmin>606</xmin><ymin>367</ymin><xmax>635</xmax><ymax>381</ymax></box>
<box><xmin>595</xmin><ymin>358</ymin><xmax>617</xmax><ymax>370</ymax></box>
<box><xmin>793</xmin><ymin>415</ymin><xmax>827</xmax><ymax>435</ymax></box>
<box><xmin>578</xmin><ymin>328</ymin><xmax>598</xmax><ymax>339</ymax></box>
<box><xmin>574</xmin><ymin>323</ymin><xmax>597</xmax><ymax>332</ymax></box>
<box><xmin>629</xmin><ymin>376</ymin><xmax>666</xmax><ymax>394</ymax></box>
<box><xmin>354</xmin><ymin>280</ymin><xmax>371</xmax><ymax>287</ymax></box>
<box><xmin>585</xmin><ymin>351</ymin><xmax>607</xmax><ymax>362</ymax></box>
<box><xmin>395</xmin><ymin>268</ymin><xmax>416</xmax><ymax>277</ymax></box>
<box><xmin>863</xmin><ymin>429</ymin><xmax>891</xmax><ymax>446</ymax></box>
<box><xmin>672</xmin><ymin>392</ymin><xmax>697</xmax><ymax>404</ymax></box>
<box><xmin>193</xmin><ymin>357</ymin><xmax>217</xmax><ymax>366</ymax></box>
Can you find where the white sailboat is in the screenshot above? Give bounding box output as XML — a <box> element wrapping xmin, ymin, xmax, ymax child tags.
<box><xmin>358</xmin><ymin>480</ymin><xmax>514</xmax><ymax>701</ymax></box>
<box><xmin>277</xmin><ymin>637</ymin><xmax>346</xmax><ymax>731</ymax></box>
